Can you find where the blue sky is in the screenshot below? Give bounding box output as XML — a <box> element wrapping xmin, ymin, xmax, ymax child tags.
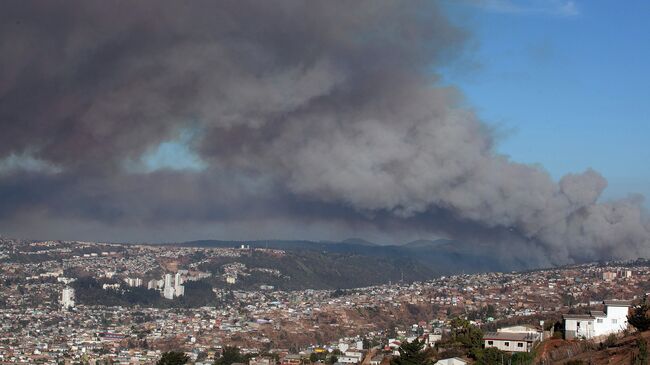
<box><xmin>442</xmin><ymin>0</ymin><xmax>650</xmax><ymax>204</ymax></box>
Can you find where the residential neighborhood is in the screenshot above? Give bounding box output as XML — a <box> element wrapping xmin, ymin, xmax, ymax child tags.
<box><xmin>1</xmin><ymin>237</ymin><xmax>650</xmax><ymax>364</ymax></box>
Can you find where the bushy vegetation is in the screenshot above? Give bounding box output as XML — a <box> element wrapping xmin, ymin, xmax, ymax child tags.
<box><xmin>390</xmin><ymin>339</ymin><xmax>431</xmax><ymax>365</ymax></box>
<box><xmin>72</xmin><ymin>277</ymin><xmax>216</xmax><ymax>308</ymax></box>
<box><xmin>629</xmin><ymin>296</ymin><xmax>650</xmax><ymax>332</ymax></box>
<box><xmin>157</xmin><ymin>351</ymin><xmax>189</xmax><ymax>365</ymax></box>
<box><xmin>600</xmin><ymin>333</ymin><xmax>617</xmax><ymax>349</ymax></box>
<box><xmin>215</xmin><ymin>346</ymin><xmax>245</xmax><ymax>365</ymax></box>
<box><xmin>200</xmin><ymin>251</ymin><xmax>434</xmax><ymax>290</ymax></box>
<box><xmin>634</xmin><ymin>336</ymin><xmax>649</xmax><ymax>365</ymax></box>
<box><xmin>449</xmin><ymin>318</ymin><xmax>483</xmax><ymax>348</ymax></box>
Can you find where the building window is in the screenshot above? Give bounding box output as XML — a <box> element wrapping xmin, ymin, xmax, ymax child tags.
<box><xmin>504</xmin><ymin>342</ymin><xmax>509</xmax><ymax>346</ymax></box>
<box><xmin>487</xmin><ymin>341</ymin><xmax>493</xmax><ymax>345</ymax></box>
<box><xmin>597</xmin><ymin>319</ymin><xmax>603</xmax><ymax>323</ymax></box>
<box><xmin>612</xmin><ymin>319</ymin><xmax>618</xmax><ymax>324</ymax></box>
<box><xmin>517</xmin><ymin>343</ymin><xmax>524</xmax><ymax>347</ymax></box>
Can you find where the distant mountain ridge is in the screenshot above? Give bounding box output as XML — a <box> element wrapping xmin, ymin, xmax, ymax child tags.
<box><xmin>341</xmin><ymin>237</ymin><xmax>378</xmax><ymax>246</ymax></box>
<box><xmin>402</xmin><ymin>239</ymin><xmax>453</xmax><ymax>249</ymax></box>
<box><xmin>177</xmin><ymin>237</ymin><xmax>538</xmax><ymax>281</ymax></box>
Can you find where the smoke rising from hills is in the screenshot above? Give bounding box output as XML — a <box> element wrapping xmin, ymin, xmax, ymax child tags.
<box><xmin>0</xmin><ymin>0</ymin><xmax>648</xmax><ymax>265</ymax></box>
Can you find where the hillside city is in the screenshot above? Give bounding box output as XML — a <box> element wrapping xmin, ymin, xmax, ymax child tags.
<box><xmin>2</xmin><ymin>237</ymin><xmax>650</xmax><ymax>364</ymax></box>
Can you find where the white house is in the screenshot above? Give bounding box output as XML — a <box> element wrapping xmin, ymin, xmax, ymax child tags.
<box><xmin>338</xmin><ymin>355</ymin><xmax>362</xmax><ymax>364</ymax></box>
<box><xmin>563</xmin><ymin>300</ymin><xmax>630</xmax><ymax>339</ymax></box>
<box><xmin>483</xmin><ymin>325</ymin><xmax>541</xmax><ymax>353</ymax></box>
<box><xmin>434</xmin><ymin>358</ymin><xmax>467</xmax><ymax>365</ymax></box>
<box><xmin>427</xmin><ymin>328</ymin><xmax>443</xmax><ymax>345</ymax></box>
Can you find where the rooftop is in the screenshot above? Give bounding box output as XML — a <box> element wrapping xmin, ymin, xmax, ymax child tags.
<box><xmin>604</xmin><ymin>300</ymin><xmax>632</xmax><ymax>307</ymax></box>
<box><xmin>483</xmin><ymin>332</ymin><xmax>539</xmax><ymax>341</ymax></box>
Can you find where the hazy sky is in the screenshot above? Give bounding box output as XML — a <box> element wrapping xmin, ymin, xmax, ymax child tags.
<box><xmin>0</xmin><ymin>1</ymin><xmax>648</xmax><ymax>266</ymax></box>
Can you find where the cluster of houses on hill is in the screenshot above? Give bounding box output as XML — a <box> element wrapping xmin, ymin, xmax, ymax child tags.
<box><xmin>311</xmin><ymin>301</ymin><xmax>632</xmax><ymax>365</ymax></box>
<box><xmin>362</xmin><ymin>299</ymin><xmax>634</xmax><ymax>365</ymax></box>
<box><xmin>382</xmin><ymin>299</ymin><xmax>633</xmax><ymax>365</ymax></box>
<box><xmin>479</xmin><ymin>299</ymin><xmax>631</xmax><ymax>355</ymax></box>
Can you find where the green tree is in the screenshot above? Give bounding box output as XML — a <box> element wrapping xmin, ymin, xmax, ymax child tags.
<box><xmin>390</xmin><ymin>339</ymin><xmax>429</xmax><ymax>365</ymax></box>
<box><xmin>363</xmin><ymin>338</ymin><xmax>372</xmax><ymax>350</ymax></box>
<box><xmin>629</xmin><ymin>296</ymin><xmax>650</xmax><ymax>332</ymax></box>
<box><xmin>157</xmin><ymin>351</ymin><xmax>189</xmax><ymax>365</ymax></box>
<box><xmin>485</xmin><ymin>305</ymin><xmax>496</xmax><ymax>319</ymax></box>
<box><xmin>215</xmin><ymin>346</ymin><xmax>245</xmax><ymax>365</ymax></box>
<box><xmin>449</xmin><ymin>318</ymin><xmax>484</xmax><ymax>349</ymax></box>
<box><xmin>510</xmin><ymin>352</ymin><xmax>534</xmax><ymax>365</ymax></box>
<box><xmin>472</xmin><ymin>347</ymin><xmax>509</xmax><ymax>365</ymax></box>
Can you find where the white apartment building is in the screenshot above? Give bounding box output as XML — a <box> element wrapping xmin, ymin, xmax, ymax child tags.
<box><xmin>162</xmin><ymin>273</ymin><xmax>185</xmax><ymax>299</ymax></box>
<box><xmin>563</xmin><ymin>300</ymin><xmax>631</xmax><ymax>339</ymax></box>
<box><xmin>148</xmin><ymin>279</ymin><xmax>163</xmax><ymax>290</ymax></box>
<box><xmin>124</xmin><ymin>277</ymin><xmax>142</xmax><ymax>287</ymax></box>
<box><xmin>61</xmin><ymin>287</ymin><xmax>75</xmax><ymax>310</ymax></box>
<box><xmin>174</xmin><ymin>272</ymin><xmax>185</xmax><ymax>297</ymax></box>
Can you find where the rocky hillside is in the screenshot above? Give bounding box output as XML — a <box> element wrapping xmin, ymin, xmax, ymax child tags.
<box><xmin>536</xmin><ymin>331</ymin><xmax>649</xmax><ymax>364</ymax></box>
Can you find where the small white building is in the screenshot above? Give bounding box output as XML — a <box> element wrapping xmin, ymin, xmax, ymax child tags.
<box><xmin>434</xmin><ymin>358</ymin><xmax>467</xmax><ymax>365</ymax></box>
<box><xmin>338</xmin><ymin>356</ymin><xmax>361</xmax><ymax>364</ymax></box>
<box><xmin>483</xmin><ymin>325</ymin><xmax>541</xmax><ymax>353</ymax></box>
<box><xmin>427</xmin><ymin>333</ymin><xmax>442</xmax><ymax>345</ymax></box>
<box><xmin>124</xmin><ymin>277</ymin><xmax>142</xmax><ymax>287</ymax></box>
<box><xmin>148</xmin><ymin>279</ymin><xmax>163</xmax><ymax>290</ymax></box>
<box><xmin>337</xmin><ymin>350</ymin><xmax>363</xmax><ymax>364</ymax></box>
<box><xmin>102</xmin><ymin>283</ymin><xmax>121</xmax><ymax>290</ymax></box>
<box><xmin>563</xmin><ymin>300</ymin><xmax>630</xmax><ymax>339</ymax></box>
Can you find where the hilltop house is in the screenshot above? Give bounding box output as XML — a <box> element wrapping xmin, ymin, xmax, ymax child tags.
<box><xmin>483</xmin><ymin>325</ymin><xmax>542</xmax><ymax>353</ymax></box>
<box><xmin>434</xmin><ymin>358</ymin><xmax>467</xmax><ymax>365</ymax></box>
<box><xmin>563</xmin><ymin>300</ymin><xmax>631</xmax><ymax>339</ymax></box>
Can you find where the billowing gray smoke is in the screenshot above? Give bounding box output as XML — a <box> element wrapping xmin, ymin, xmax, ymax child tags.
<box><xmin>0</xmin><ymin>0</ymin><xmax>648</xmax><ymax>265</ymax></box>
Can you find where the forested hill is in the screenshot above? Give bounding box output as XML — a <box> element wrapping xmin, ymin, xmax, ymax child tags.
<box><xmin>174</xmin><ymin>238</ymin><xmax>540</xmax><ymax>288</ymax></box>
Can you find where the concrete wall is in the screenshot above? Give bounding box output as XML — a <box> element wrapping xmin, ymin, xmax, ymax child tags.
<box><xmin>564</xmin><ymin>319</ymin><xmax>595</xmax><ymax>339</ymax></box>
<box><xmin>484</xmin><ymin>339</ymin><xmax>531</xmax><ymax>352</ymax></box>
<box><xmin>594</xmin><ymin>306</ymin><xmax>628</xmax><ymax>336</ymax></box>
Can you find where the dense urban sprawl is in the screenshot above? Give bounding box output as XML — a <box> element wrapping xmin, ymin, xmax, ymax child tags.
<box><xmin>1</xmin><ymin>238</ymin><xmax>648</xmax><ymax>364</ymax></box>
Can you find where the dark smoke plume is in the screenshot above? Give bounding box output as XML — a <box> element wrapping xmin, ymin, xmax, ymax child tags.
<box><xmin>0</xmin><ymin>0</ymin><xmax>648</xmax><ymax>265</ymax></box>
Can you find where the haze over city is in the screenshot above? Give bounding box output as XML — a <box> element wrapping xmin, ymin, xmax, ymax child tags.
<box><xmin>1</xmin><ymin>0</ymin><xmax>649</xmax><ymax>264</ymax></box>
